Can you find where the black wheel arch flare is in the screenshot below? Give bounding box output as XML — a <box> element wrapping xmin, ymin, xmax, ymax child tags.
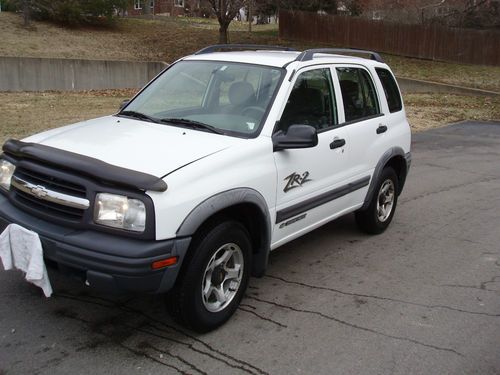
<box><xmin>361</xmin><ymin>147</ymin><xmax>411</xmax><ymax>211</ymax></box>
<box><xmin>176</xmin><ymin>188</ymin><xmax>272</xmax><ymax>278</ymax></box>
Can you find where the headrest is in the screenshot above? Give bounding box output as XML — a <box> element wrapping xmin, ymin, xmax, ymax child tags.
<box><xmin>228</xmin><ymin>81</ymin><xmax>255</xmax><ymax>106</ymax></box>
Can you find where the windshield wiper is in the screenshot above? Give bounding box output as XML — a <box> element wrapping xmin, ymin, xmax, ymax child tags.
<box><xmin>118</xmin><ymin>110</ymin><xmax>159</xmax><ymax>124</ymax></box>
<box><xmin>160</xmin><ymin>118</ymin><xmax>224</xmax><ymax>135</ymax></box>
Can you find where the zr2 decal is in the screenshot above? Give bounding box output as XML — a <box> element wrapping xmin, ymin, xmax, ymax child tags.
<box><xmin>283</xmin><ymin>171</ymin><xmax>311</xmax><ymax>193</ymax></box>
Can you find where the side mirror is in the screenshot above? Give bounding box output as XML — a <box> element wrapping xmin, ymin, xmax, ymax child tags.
<box><xmin>272</xmin><ymin>124</ymin><xmax>318</xmax><ymax>152</ymax></box>
<box><xmin>119</xmin><ymin>99</ymin><xmax>130</xmax><ymax>110</ymax></box>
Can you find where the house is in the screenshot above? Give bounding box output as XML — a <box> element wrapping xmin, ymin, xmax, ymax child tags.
<box><xmin>127</xmin><ymin>0</ymin><xmax>209</xmax><ymax>17</ymax></box>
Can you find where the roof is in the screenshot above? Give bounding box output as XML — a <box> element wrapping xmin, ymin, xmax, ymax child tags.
<box><xmin>182</xmin><ymin>50</ymin><xmax>386</xmax><ymax>69</ymax></box>
<box><xmin>183</xmin><ymin>51</ymin><xmax>300</xmax><ymax>68</ymax></box>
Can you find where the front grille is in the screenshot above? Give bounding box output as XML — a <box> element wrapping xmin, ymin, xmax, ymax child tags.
<box><xmin>15</xmin><ymin>168</ymin><xmax>86</xmax><ymax>198</ymax></box>
<box><xmin>11</xmin><ymin>167</ymin><xmax>88</xmax><ymax>221</ymax></box>
<box><xmin>14</xmin><ymin>189</ymin><xmax>86</xmax><ymax>220</ymax></box>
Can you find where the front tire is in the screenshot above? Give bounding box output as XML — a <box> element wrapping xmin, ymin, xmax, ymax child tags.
<box><xmin>166</xmin><ymin>221</ymin><xmax>252</xmax><ymax>332</ymax></box>
<box><xmin>356</xmin><ymin>167</ymin><xmax>399</xmax><ymax>234</ymax></box>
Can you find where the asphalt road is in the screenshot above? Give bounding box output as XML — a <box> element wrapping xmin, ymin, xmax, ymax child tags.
<box><xmin>1</xmin><ymin>121</ymin><xmax>499</xmax><ymax>375</ymax></box>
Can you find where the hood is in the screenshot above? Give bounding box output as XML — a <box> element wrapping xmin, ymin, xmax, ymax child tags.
<box><xmin>22</xmin><ymin>116</ymin><xmax>243</xmax><ymax>177</ymax></box>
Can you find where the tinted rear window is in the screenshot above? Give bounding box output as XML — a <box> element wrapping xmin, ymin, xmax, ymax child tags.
<box><xmin>376</xmin><ymin>68</ymin><xmax>402</xmax><ymax>113</ymax></box>
<box><xmin>337</xmin><ymin>67</ymin><xmax>380</xmax><ymax>123</ymax></box>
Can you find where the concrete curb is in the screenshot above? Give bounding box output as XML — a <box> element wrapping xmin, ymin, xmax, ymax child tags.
<box><xmin>397</xmin><ymin>77</ymin><xmax>499</xmax><ymax>97</ymax></box>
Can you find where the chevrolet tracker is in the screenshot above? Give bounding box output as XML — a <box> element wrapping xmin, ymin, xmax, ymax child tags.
<box><xmin>0</xmin><ymin>45</ymin><xmax>411</xmax><ymax>332</ymax></box>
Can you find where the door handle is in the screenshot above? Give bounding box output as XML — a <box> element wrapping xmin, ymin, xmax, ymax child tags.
<box><xmin>376</xmin><ymin>125</ymin><xmax>388</xmax><ymax>134</ymax></box>
<box><xmin>330</xmin><ymin>138</ymin><xmax>346</xmax><ymax>149</ymax></box>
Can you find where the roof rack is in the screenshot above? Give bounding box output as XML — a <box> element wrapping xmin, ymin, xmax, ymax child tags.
<box><xmin>295</xmin><ymin>48</ymin><xmax>384</xmax><ymax>63</ymax></box>
<box><xmin>194</xmin><ymin>44</ymin><xmax>297</xmax><ymax>55</ymax></box>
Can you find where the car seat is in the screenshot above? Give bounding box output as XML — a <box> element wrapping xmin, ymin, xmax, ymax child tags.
<box><xmin>340</xmin><ymin>80</ymin><xmax>362</xmax><ymax>121</ymax></box>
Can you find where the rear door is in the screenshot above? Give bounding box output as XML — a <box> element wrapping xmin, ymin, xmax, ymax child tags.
<box><xmin>334</xmin><ymin>65</ymin><xmax>389</xmax><ymax>205</ymax></box>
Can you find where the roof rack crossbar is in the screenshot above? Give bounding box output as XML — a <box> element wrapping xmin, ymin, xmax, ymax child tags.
<box><xmin>296</xmin><ymin>48</ymin><xmax>384</xmax><ymax>63</ymax></box>
<box><xmin>195</xmin><ymin>44</ymin><xmax>297</xmax><ymax>55</ymax></box>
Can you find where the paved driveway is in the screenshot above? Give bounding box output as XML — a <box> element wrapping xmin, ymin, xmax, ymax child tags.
<box><xmin>1</xmin><ymin>121</ymin><xmax>499</xmax><ymax>375</ymax></box>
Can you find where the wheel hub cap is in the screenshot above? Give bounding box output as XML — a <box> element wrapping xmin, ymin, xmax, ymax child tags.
<box><xmin>201</xmin><ymin>243</ymin><xmax>244</xmax><ymax>313</ymax></box>
<box><xmin>211</xmin><ymin>267</ymin><xmax>226</xmax><ymax>286</ymax></box>
<box><xmin>376</xmin><ymin>179</ymin><xmax>395</xmax><ymax>222</ymax></box>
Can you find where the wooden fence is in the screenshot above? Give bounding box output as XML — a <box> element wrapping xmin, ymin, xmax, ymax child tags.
<box><xmin>279</xmin><ymin>10</ymin><xmax>500</xmax><ymax>66</ymax></box>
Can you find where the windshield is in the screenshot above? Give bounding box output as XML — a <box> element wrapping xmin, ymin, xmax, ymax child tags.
<box><xmin>122</xmin><ymin>60</ymin><xmax>284</xmax><ymax>137</ymax></box>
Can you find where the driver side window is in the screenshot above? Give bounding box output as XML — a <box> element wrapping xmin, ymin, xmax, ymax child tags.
<box><xmin>277</xmin><ymin>68</ymin><xmax>337</xmax><ymax>134</ymax></box>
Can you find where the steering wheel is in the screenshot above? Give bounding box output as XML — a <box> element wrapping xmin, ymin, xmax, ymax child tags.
<box><xmin>242</xmin><ymin>106</ymin><xmax>265</xmax><ymax>119</ymax></box>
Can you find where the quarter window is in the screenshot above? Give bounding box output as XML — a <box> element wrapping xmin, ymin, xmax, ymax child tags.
<box><xmin>277</xmin><ymin>68</ymin><xmax>337</xmax><ymax>133</ymax></box>
<box><xmin>376</xmin><ymin>68</ymin><xmax>402</xmax><ymax>113</ymax></box>
<box><xmin>337</xmin><ymin>67</ymin><xmax>380</xmax><ymax>123</ymax></box>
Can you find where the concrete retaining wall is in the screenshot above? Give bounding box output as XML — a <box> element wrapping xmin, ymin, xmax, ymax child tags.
<box><xmin>1</xmin><ymin>56</ymin><xmax>498</xmax><ymax>97</ymax></box>
<box><xmin>0</xmin><ymin>56</ymin><xmax>167</xmax><ymax>92</ymax></box>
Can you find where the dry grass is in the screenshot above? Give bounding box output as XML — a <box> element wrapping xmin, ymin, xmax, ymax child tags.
<box><xmin>0</xmin><ymin>13</ymin><xmax>136</xmax><ymax>61</ymax></box>
<box><xmin>0</xmin><ymin>12</ymin><xmax>278</xmax><ymax>62</ymax></box>
<box><xmin>384</xmin><ymin>55</ymin><xmax>500</xmax><ymax>93</ymax></box>
<box><xmin>404</xmin><ymin>93</ymin><xmax>500</xmax><ymax>132</ymax></box>
<box><xmin>0</xmin><ymin>90</ymin><xmax>134</xmax><ymax>145</ymax></box>
<box><xmin>1</xmin><ymin>12</ymin><xmax>499</xmax><ymax>91</ymax></box>
<box><xmin>0</xmin><ymin>91</ymin><xmax>497</xmax><ymax>146</ymax></box>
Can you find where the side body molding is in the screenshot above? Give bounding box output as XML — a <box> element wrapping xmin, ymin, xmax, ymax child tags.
<box><xmin>361</xmin><ymin>146</ymin><xmax>409</xmax><ymax>211</ymax></box>
<box><xmin>176</xmin><ymin>188</ymin><xmax>272</xmax><ymax>277</ymax></box>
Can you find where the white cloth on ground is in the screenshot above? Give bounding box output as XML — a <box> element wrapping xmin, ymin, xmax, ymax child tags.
<box><xmin>0</xmin><ymin>223</ymin><xmax>53</xmax><ymax>297</ymax></box>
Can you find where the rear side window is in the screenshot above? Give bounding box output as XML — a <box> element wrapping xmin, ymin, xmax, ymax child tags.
<box><xmin>337</xmin><ymin>67</ymin><xmax>380</xmax><ymax>123</ymax></box>
<box><xmin>376</xmin><ymin>68</ymin><xmax>402</xmax><ymax>113</ymax></box>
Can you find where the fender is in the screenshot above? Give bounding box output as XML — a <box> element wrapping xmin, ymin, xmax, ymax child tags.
<box><xmin>361</xmin><ymin>147</ymin><xmax>409</xmax><ymax>211</ymax></box>
<box><xmin>176</xmin><ymin>188</ymin><xmax>272</xmax><ymax>277</ymax></box>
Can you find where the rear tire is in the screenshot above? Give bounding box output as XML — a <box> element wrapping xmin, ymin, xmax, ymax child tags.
<box><xmin>356</xmin><ymin>167</ymin><xmax>398</xmax><ymax>234</ymax></box>
<box><xmin>166</xmin><ymin>220</ymin><xmax>252</xmax><ymax>332</ymax></box>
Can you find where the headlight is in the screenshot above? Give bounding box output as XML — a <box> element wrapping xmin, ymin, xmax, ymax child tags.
<box><xmin>0</xmin><ymin>159</ymin><xmax>15</xmax><ymax>191</ymax></box>
<box><xmin>94</xmin><ymin>193</ymin><xmax>146</xmax><ymax>232</ymax></box>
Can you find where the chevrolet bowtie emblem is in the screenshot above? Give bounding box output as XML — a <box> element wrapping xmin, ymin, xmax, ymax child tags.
<box><xmin>31</xmin><ymin>185</ymin><xmax>48</xmax><ymax>198</ymax></box>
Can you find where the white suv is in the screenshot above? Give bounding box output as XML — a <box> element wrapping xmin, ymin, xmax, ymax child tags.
<box><xmin>0</xmin><ymin>45</ymin><xmax>411</xmax><ymax>331</ymax></box>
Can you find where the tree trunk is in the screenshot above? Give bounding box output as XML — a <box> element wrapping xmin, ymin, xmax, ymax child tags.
<box><xmin>248</xmin><ymin>0</ymin><xmax>252</xmax><ymax>32</ymax></box>
<box><xmin>218</xmin><ymin>24</ymin><xmax>228</xmax><ymax>43</ymax></box>
<box><xmin>23</xmin><ymin>0</ymin><xmax>31</xmax><ymax>27</ymax></box>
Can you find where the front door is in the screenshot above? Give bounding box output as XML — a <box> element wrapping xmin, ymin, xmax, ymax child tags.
<box><xmin>271</xmin><ymin>66</ymin><xmax>353</xmax><ymax>248</ymax></box>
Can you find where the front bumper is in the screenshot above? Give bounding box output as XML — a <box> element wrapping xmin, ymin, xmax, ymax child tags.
<box><xmin>0</xmin><ymin>194</ymin><xmax>190</xmax><ymax>294</ymax></box>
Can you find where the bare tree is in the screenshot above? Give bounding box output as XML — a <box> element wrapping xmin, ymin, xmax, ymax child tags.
<box><xmin>343</xmin><ymin>0</ymin><xmax>362</xmax><ymax>16</ymax></box>
<box><xmin>422</xmin><ymin>0</ymin><xmax>498</xmax><ymax>28</ymax></box>
<box><xmin>207</xmin><ymin>0</ymin><xmax>247</xmax><ymax>43</ymax></box>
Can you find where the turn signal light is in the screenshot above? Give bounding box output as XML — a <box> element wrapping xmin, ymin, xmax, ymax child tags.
<box><xmin>151</xmin><ymin>256</ymin><xmax>178</xmax><ymax>270</ymax></box>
